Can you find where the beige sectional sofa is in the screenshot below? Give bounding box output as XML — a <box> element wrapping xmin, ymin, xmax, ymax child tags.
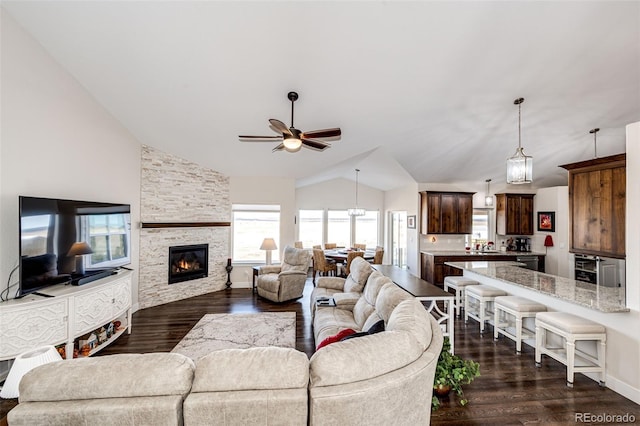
<box><xmin>8</xmin><ymin>258</ymin><xmax>443</xmax><ymax>426</ymax></box>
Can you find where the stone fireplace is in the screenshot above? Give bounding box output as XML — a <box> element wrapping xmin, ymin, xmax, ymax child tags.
<box><xmin>168</xmin><ymin>244</ymin><xmax>209</xmax><ymax>284</ymax></box>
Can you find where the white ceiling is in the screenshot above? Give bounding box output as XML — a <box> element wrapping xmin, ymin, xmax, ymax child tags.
<box><xmin>3</xmin><ymin>1</ymin><xmax>639</xmax><ymax>191</ymax></box>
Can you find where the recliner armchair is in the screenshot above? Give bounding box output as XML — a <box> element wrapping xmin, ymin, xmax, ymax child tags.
<box><xmin>257</xmin><ymin>246</ymin><xmax>311</xmax><ymax>302</ymax></box>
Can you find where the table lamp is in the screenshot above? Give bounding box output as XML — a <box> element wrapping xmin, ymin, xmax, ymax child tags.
<box><xmin>68</xmin><ymin>241</ymin><xmax>93</xmax><ymax>275</ymax></box>
<box><xmin>260</xmin><ymin>238</ymin><xmax>277</xmax><ymax>265</ymax></box>
<box><xmin>0</xmin><ymin>345</ymin><xmax>62</xmax><ymax>399</ymax></box>
<box><xmin>544</xmin><ymin>235</ymin><xmax>554</xmax><ymax>254</ymax></box>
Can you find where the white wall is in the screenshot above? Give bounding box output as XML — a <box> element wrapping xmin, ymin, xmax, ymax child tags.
<box><xmin>229</xmin><ymin>176</ymin><xmax>296</xmax><ymax>287</ymax></box>
<box><xmin>533</xmin><ymin>187</ymin><xmax>571</xmax><ymax>277</ymax></box>
<box><xmin>384</xmin><ymin>183</ymin><xmax>419</xmax><ymax>273</ymax></box>
<box><xmin>0</xmin><ymin>12</ymin><xmax>141</xmax><ymax>302</ymax></box>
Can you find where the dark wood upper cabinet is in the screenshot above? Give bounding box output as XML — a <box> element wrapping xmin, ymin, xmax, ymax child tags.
<box><xmin>420</xmin><ymin>191</ymin><xmax>475</xmax><ymax>235</ymax></box>
<box><xmin>560</xmin><ymin>154</ymin><xmax>626</xmax><ymax>258</ymax></box>
<box><xmin>496</xmin><ymin>193</ymin><xmax>535</xmax><ymax>236</ymax></box>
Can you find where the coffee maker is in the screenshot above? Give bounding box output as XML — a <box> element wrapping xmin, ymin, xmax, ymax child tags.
<box><xmin>515</xmin><ymin>237</ymin><xmax>530</xmax><ymax>252</ymax></box>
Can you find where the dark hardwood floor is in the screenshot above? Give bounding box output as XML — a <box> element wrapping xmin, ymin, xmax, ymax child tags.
<box><xmin>2</xmin><ymin>279</ymin><xmax>638</xmax><ymax>424</ymax></box>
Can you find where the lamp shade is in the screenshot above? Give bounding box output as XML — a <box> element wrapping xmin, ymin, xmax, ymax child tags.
<box><xmin>259</xmin><ymin>238</ymin><xmax>278</xmax><ymax>251</ymax></box>
<box><xmin>544</xmin><ymin>235</ymin><xmax>554</xmax><ymax>247</ymax></box>
<box><xmin>0</xmin><ymin>345</ymin><xmax>62</xmax><ymax>399</ymax></box>
<box><xmin>67</xmin><ymin>241</ymin><xmax>93</xmax><ymax>256</ymax></box>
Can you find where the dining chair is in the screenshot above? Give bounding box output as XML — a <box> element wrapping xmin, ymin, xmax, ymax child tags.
<box><xmin>373</xmin><ymin>247</ymin><xmax>384</xmax><ymax>264</ymax></box>
<box><xmin>294</xmin><ymin>241</ymin><xmax>303</xmax><ymax>249</ymax></box>
<box><xmin>312</xmin><ymin>248</ymin><xmax>337</xmax><ymax>284</ymax></box>
<box><xmin>312</xmin><ymin>245</ymin><xmax>322</xmax><ymax>249</ymax></box>
<box><xmin>344</xmin><ymin>251</ymin><xmax>365</xmax><ymax>277</ymax></box>
<box><xmin>324</xmin><ymin>243</ymin><xmax>337</xmax><ymax>250</ymax></box>
<box><xmin>353</xmin><ymin>243</ymin><xmax>366</xmax><ymax>250</ymax></box>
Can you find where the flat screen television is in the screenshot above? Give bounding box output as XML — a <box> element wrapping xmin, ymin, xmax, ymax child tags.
<box><xmin>18</xmin><ymin>196</ymin><xmax>131</xmax><ymax>297</ymax></box>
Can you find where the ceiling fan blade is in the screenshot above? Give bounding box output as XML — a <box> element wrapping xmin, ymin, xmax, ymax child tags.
<box><xmin>272</xmin><ymin>143</ymin><xmax>285</xmax><ymax>152</ymax></box>
<box><xmin>239</xmin><ymin>135</ymin><xmax>283</xmax><ymax>141</ymax></box>
<box><xmin>301</xmin><ymin>137</ymin><xmax>331</xmax><ymax>151</ymax></box>
<box><xmin>269</xmin><ymin>119</ymin><xmax>292</xmax><ymax>135</ymax></box>
<box><xmin>301</xmin><ymin>128</ymin><xmax>341</xmax><ymax>139</ymax></box>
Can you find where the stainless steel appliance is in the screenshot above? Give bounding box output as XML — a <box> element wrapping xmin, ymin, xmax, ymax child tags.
<box><xmin>516</xmin><ymin>255</ymin><xmax>538</xmax><ymax>271</ymax></box>
<box><xmin>574</xmin><ymin>254</ymin><xmax>625</xmax><ymax>287</ymax></box>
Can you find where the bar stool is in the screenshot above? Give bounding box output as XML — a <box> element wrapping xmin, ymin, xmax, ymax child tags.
<box><xmin>535</xmin><ymin>311</ymin><xmax>606</xmax><ymax>387</ymax></box>
<box><xmin>443</xmin><ymin>276</ymin><xmax>479</xmax><ymax>318</ymax></box>
<box><xmin>464</xmin><ymin>285</ymin><xmax>507</xmax><ymax>334</ymax></box>
<box><xmin>494</xmin><ymin>296</ymin><xmax>546</xmax><ymax>354</ymax></box>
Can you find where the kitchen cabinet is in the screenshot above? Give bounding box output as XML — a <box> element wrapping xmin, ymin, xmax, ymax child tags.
<box><xmin>496</xmin><ymin>193</ymin><xmax>535</xmax><ymax>236</ymax></box>
<box><xmin>420</xmin><ymin>192</ymin><xmax>474</xmax><ymax>235</ymax></box>
<box><xmin>421</xmin><ymin>252</ymin><xmax>545</xmax><ymax>286</ymax></box>
<box><xmin>560</xmin><ymin>153</ymin><xmax>626</xmax><ymax>258</ymax></box>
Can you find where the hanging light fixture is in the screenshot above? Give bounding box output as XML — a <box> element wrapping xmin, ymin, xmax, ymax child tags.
<box><xmin>484</xmin><ymin>179</ymin><xmax>493</xmax><ymax>207</ymax></box>
<box><xmin>590</xmin><ymin>128</ymin><xmax>600</xmax><ymax>158</ymax></box>
<box><xmin>348</xmin><ymin>168</ymin><xmax>365</xmax><ymax>216</ymax></box>
<box><xmin>506</xmin><ymin>97</ymin><xmax>533</xmax><ymax>184</ymax></box>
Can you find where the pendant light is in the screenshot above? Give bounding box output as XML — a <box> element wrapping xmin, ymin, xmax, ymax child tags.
<box><xmin>348</xmin><ymin>169</ymin><xmax>365</xmax><ymax>216</ymax></box>
<box><xmin>484</xmin><ymin>179</ymin><xmax>493</xmax><ymax>207</ymax></box>
<box><xmin>590</xmin><ymin>128</ymin><xmax>600</xmax><ymax>158</ymax></box>
<box><xmin>506</xmin><ymin>97</ymin><xmax>533</xmax><ymax>184</ymax></box>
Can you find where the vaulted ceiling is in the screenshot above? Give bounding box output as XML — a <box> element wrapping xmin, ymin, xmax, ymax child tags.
<box><xmin>3</xmin><ymin>1</ymin><xmax>639</xmax><ymax>191</ymax></box>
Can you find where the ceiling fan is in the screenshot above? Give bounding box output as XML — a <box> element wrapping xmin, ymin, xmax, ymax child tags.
<box><xmin>239</xmin><ymin>91</ymin><xmax>341</xmax><ymax>152</ymax></box>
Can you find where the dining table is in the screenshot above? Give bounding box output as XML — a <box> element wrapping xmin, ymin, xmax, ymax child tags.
<box><xmin>323</xmin><ymin>249</ymin><xmax>375</xmax><ymax>262</ymax></box>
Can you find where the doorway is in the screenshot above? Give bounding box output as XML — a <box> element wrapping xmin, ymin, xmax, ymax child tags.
<box><xmin>390</xmin><ymin>211</ymin><xmax>407</xmax><ymax>268</ymax></box>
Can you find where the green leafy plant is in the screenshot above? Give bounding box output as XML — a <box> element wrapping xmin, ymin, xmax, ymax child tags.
<box><xmin>432</xmin><ymin>337</ymin><xmax>480</xmax><ymax>410</ymax></box>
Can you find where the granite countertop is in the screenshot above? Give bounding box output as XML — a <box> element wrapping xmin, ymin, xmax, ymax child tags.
<box><xmin>445</xmin><ymin>261</ymin><xmax>628</xmax><ymax>313</ymax></box>
<box><xmin>421</xmin><ymin>250</ymin><xmax>546</xmax><ymax>257</ymax></box>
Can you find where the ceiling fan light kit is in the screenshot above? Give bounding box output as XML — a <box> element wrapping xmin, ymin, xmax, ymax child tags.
<box><xmin>239</xmin><ymin>91</ymin><xmax>341</xmax><ymax>153</ymax></box>
<box><xmin>506</xmin><ymin>97</ymin><xmax>533</xmax><ymax>184</ymax></box>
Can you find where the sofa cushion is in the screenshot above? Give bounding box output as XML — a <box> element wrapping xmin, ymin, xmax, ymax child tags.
<box><xmin>317</xmin><ymin>328</ymin><xmax>357</xmax><ymax>349</ymax></box>
<box><xmin>192</xmin><ymin>347</ymin><xmax>309</xmax><ymax>392</ymax></box>
<box><xmin>362</xmin><ymin>311</ymin><xmax>383</xmax><ymax>331</ymax></box>
<box><xmin>387</xmin><ymin>299</ymin><xmax>433</xmax><ymax>351</ymax></box>
<box><xmin>352</xmin><ymin>271</ymin><xmax>391</xmax><ymax>328</ymax></box>
<box><xmin>309</xmin><ymin>331</ymin><xmax>423</xmax><ymax>387</ymax></box>
<box><xmin>314</xmin><ymin>307</ymin><xmax>360</xmax><ymax>342</ymax></box>
<box><xmin>19</xmin><ymin>353</ymin><xmax>195</xmax><ymax>402</ymax></box>
<box><xmin>339</xmin><ymin>319</ymin><xmax>385</xmax><ymax>342</ymax></box>
<box><xmin>375</xmin><ymin>282</ymin><xmax>413</xmax><ymax>323</ymax></box>
<box><xmin>342</xmin><ymin>257</ymin><xmax>373</xmax><ymax>293</ymax></box>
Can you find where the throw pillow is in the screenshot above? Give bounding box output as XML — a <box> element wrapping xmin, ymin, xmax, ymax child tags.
<box><xmin>316</xmin><ymin>328</ymin><xmax>356</xmax><ymax>350</ymax></box>
<box><xmin>339</xmin><ymin>320</ymin><xmax>385</xmax><ymax>342</ymax></box>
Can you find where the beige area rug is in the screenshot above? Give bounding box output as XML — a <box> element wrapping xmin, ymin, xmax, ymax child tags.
<box><xmin>171</xmin><ymin>312</ymin><xmax>296</xmax><ymax>361</ymax></box>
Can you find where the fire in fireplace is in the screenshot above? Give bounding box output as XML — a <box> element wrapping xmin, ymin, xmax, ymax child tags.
<box><xmin>168</xmin><ymin>244</ymin><xmax>208</xmax><ymax>284</ymax></box>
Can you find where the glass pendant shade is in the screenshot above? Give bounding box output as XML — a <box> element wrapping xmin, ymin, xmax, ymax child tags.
<box><xmin>506</xmin><ymin>147</ymin><xmax>533</xmax><ymax>184</ymax></box>
<box><xmin>484</xmin><ymin>179</ymin><xmax>493</xmax><ymax>207</ymax></box>
<box><xmin>506</xmin><ymin>97</ymin><xmax>533</xmax><ymax>184</ymax></box>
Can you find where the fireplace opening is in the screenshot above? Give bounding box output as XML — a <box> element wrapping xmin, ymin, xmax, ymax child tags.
<box><xmin>168</xmin><ymin>244</ymin><xmax>208</xmax><ymax>284</ymax></box>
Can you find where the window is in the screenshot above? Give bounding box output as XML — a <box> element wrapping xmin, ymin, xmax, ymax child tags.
<box><xmin>232</xmin><ymin>204</ymin><xmax>280</xmax><ymax>263</ymax></box>
<box><xmin>87</xmin><ymin>214</ymin><xmax>128</xmax><ymax>266</ymax></box>
<box><xmin>298</xmin><ymin>210</ymin><xmax>323</xmax><ymax>248</ymax></box>
<box><xmin>327</xmin><ymin>210</ymin><xmax>350</xmax><ymax>248</ymax></box>
<box><xmin>472</xmin><ymin>209</ymin><xmax>491</xmax><ymax>246</ymax></box>
<box><xmin>355</xmin><ymin>211</ymin><xmax>379</xmax><ymax>249</ymax></box>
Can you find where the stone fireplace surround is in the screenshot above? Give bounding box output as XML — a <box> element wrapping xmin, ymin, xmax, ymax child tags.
<box><xmin>138</xmin><ymin>145</ymin><xmax>231</xmax><ymax>309</ymax></box>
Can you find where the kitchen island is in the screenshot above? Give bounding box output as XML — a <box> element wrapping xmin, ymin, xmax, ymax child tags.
<box><xmin>421</xmin><ymin>250</ymin><xmax>546</xmax><ymax>286</ymax></box>
<box><xmin>446</xmin><ymin>261</ymin><xmax>627</xmax><ymax>313</ymax></box>
<box><xmin>446</xmin><ymin>260</ymin><xmax>640</xmax><ymax>405</ymax></box>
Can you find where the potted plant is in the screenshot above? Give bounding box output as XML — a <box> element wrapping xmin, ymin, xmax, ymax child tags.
<box><xmin>432</xmin><ymin>337</ymin><xmax>480</xmax><ymax>410</ymax></box>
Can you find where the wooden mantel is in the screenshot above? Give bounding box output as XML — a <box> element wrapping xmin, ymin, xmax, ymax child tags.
<box><xmin>141</xmin><ymin>222</ymin><xmax>231</xmax><ymax>229</ymax></box>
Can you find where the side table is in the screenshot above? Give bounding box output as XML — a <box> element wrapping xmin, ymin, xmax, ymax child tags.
<box><xmin>252</xmin><ymin>266</ymin><xmax>260</xmax><ymax>294</ymax></box>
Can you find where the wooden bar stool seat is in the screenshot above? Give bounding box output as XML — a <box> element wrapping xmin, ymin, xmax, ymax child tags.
<box><xmin>444</xmin><ymin>276</ymin><xmax>479</xmax><ymax>318</ymax></box>
<box><xmin>464</xmin><ymin>285</ymin><xmax>507</xmax><ymax>334</ymax></box>
<box><xmin>494</xmin><ymin>296</ymin><xmax>546</xmax><ymax>354</ymax></box>
<box><xmin>535</xmin><ymin>311</ymin><xmax>606</xmax><ymax>387</ymax></box>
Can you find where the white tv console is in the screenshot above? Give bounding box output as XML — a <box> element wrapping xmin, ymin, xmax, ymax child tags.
<box><xmin>0</xmin><ymin>269</ymin><xmax>132</xmax><ymax>361</ymax></box>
